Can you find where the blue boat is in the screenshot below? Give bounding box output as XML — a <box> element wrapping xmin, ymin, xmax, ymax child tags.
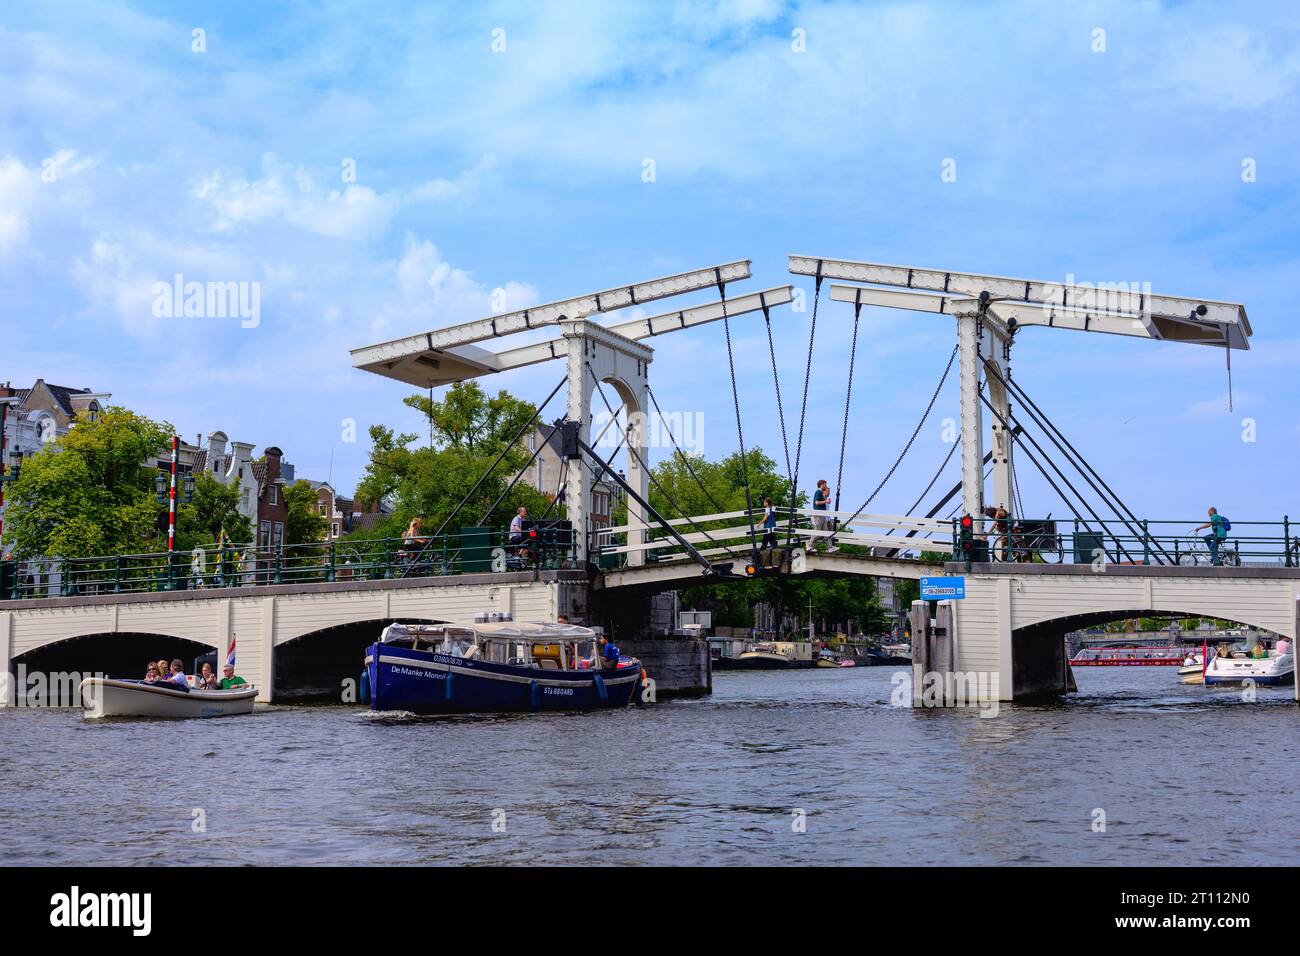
<box><xmin>361</xmin><ymin>620</ymin><xmax>644</xmax><ymax>714</ymax></box>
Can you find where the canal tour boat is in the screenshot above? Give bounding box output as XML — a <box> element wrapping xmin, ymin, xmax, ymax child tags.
<box><xmin>1203</xmin><ymin>647</ymin><xmax>1294</xmax><ymax>687</ymax></box>
<box><xmin>1070</xmin><ymin>645</ymin><xmax>1184</xmax><ymax>666</ymax></box>
<box><xmin>360</xmin><ymin>620</ymin><xmax>644</xmax><ymax>714</ymax></box>
<box><xmin>79</xmin><ymin>677</ymin><xmax>257</xmax><ymax>719</ymax></box>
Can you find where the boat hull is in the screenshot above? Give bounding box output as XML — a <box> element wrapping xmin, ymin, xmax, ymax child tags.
<box><xmin>733</xmin><ymin>652</ymin><xmax>798</xmax><ymax>670</ymax></box>
<box><xmin>1204</xmin><ymin>654</ymin><xmax>1294</xmax><ymax>687</ymax></box>
<box><xmin>80</xmin><ymin>678</ymin><xmax>257</xmax><ymax>719</ymax></box>
<box><xmin>365</xmin><ymin>642</ymin><xmax>643</xmax><ymax>714</ymax></box>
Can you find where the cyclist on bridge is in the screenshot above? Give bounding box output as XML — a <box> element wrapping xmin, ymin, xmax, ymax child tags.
<box><xmin>1193</xmin><ymin>507</ymin><xmax>1229</xmax><ymax>566</ymax></box>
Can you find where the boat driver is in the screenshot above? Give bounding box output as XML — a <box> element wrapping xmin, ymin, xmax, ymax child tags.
<box><xmin>597</xmin><ymin>634</ymin><xmax>622</xmax><ymax>670</ymax></box>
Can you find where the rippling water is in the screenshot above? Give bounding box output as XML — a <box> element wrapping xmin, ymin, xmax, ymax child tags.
<box><xmin>2</xmin><ymin>666</ymin><xmax>1294</xmax><ymax>865</ymax></box>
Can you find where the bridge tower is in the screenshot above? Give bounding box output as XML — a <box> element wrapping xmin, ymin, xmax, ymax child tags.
<box><xmin>792</xmin><ymin>256</ymin><xmax>1252</xmax><ymax>528</ymax></box>
<box><xmin>351</xmin><ymin>261</ymin><xmax>793</xmax><ymax>564</ymax></box>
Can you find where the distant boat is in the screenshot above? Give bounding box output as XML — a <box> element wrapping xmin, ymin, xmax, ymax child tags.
<box><xmin>735</xmin><ymin>641</ymin><xmax>812</xmax><ymax>670</ymax></box>
<box><xmin>80</xmin><ymin>678</ymin><xmax>256</xmax><ymax>719</ymax></box>
<box><xmin>1071</xmin><ymin>645</ymin><xmax>1183</xmax><ymax>666</ymax></box>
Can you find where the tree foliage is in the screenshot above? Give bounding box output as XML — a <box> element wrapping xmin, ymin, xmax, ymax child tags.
<box><xmin>175</xmin><ymin>471</ymin><xmax>252</xmax><ymax>549</ymax></box>
<box><xmin>1</xmin><ymin>406</ymin><xmax>171</xmax><ymax>559</ymax></box>
<box><xmin>353</xmin><ymin>382</ymin><xmax>552</xmax><ymax>539</ymax></box>
<box><xmin>284</xmin><ymin>480</ymin><xmax>329</xmax><ymax>545</ymax></box>
<box><xmin>645</xmin><ymin>447</ymin><xmax>886</xmax><ymax>636</ymax></box>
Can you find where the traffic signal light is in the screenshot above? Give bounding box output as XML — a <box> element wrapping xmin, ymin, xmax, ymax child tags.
<box><xmin>959</xmin><ymin>514</ymin><xmax>975</xmax><ymax>556</ymax></box>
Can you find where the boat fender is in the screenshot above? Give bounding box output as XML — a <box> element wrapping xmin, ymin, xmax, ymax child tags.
<box><xmin>593</xmin><ymin>672</ymin><xmax>608</xmax><ymax>703</ymax></box>
<box><xmin>530</xmin><ymin>679</ymin><xmax>539</xmax><ymax>710</ymax></box>
<box><xmin>359</xmin><ymin>668</ymin><xmax>370</xmax><ymax>704</ymax></box>
<box><xmin>444</xmin><ymin>670</ymin><xmax>454</xmax><ymax>703</ymax></box>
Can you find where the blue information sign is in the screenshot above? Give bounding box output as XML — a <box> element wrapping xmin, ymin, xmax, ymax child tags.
<box><xmin>919</xmin><ymin>576</ymin><xmax>965</xmax><ymax>600</ymax></box>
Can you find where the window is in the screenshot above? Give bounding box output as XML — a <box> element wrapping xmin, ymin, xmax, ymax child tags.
<box><xmin>259</xmin><ymin>520</ymin><xmax>271</xmax><ymax>547</ymax></box>
<box><xmin>318</xmin><ymin>502</ymin><xmax>327</xmax><ymax>515</ymax></box>
<box><xmin>268</xmin><ymin>485</ymin><xmax>278</xmax><ymax>506</ymax></box>
<box><xmin>272</xmin><ymin>522</ymin><xmax>284</xmax><ymax>549</ymax></box>
<box><xmin>331</xmin><ymin>522</ymin><xmax>340</xmax><ymax>538</ymax></box>
<box><xmin>241</xmin><ymin>488</ymin><xmax>250</xmax><ymax>511</ymax></box>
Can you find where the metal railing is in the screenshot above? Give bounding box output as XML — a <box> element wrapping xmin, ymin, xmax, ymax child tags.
<box><xmin>953</xmin><ymin>515</ymin><xmax>1298</xmax><ymax>567</ymax></box>
<box><xmin>0</xmin><ymin>528</ymin><xmax>579</xmax><ymax>601</ymax></box>
<box><xmin>595</xmin><ymin>507</ymin><xmax>953</xmax><ymax>569</ymax></box>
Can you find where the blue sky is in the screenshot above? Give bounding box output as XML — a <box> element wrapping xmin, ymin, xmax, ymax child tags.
<box><xmin>3</xmin><ymin>0</ymin><xmax>1298</xmax><ymax>529</ymax></box>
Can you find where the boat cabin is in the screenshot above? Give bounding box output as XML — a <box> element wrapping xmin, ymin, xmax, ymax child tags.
<box><xmin>379</xmin><ymin>621</ymin><xmax>602</xmax><ymax>671</ymax></box>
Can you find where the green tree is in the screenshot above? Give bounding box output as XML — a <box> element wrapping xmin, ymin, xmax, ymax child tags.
<box><xmin>353</xmin><ymin>384</ymin><xmax>553</xmax><ymax>540</ymax></box>
<box><xmin>175</xmin><ymin>471</ymin><xmax>252</xmax><ymax>549</ymax></box>
<box><xmin>1</xmin><ymin>406</ymin><xmax>171</xmax><ymax>558</ymax></box>
<box><xmin>284</xmin><ymin>480</ymin><xmax>329</xmax><ymax>545</ymax></box>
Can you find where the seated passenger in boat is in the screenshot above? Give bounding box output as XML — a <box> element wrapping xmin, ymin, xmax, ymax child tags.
<box><xmin>1277</xmin><ymin>636</ymin><xmax>1292</xmax><ymax>656</ymax></box>
<box><xmin>219</xmin><ymin>664</ymin><xmax>248</xmax><ymax>690</ymax></box>
<box><xmin>142</xmin><ymin>662</ymin><xmax>162</xmax><ymax>684</ymax></box>
<box><xmin>157</xmin><ymin>659</ymin><xmax>171</xmax><ymax>680</ymax></box>
<box><xmin>165</xmin><ymin>659</ymin><xmax>191</xmax><ymax>690</ymax></box>
<box><xmin>197</xmin><ymin>662</ymin><xmax>220</xmax><ymax>690</ymax></box>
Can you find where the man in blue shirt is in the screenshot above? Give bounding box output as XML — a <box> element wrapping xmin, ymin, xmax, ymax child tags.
<box><xmin>597</xmin><ymin>635</ymin><xmax>621</xmax><ymax>669</ymax></box>
<box><xmin>810</xmin><ymin>479</ymin><xmax>835</xmax><ymax>553</ymax></box>
<box><xmin>1194</xmin><ymin>507</ymin><xmax>1228</xmax><ymax>566</ymax></box>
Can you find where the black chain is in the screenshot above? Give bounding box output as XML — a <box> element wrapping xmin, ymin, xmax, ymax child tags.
<box><xmin>586</xmin><ymin>362</ymin><xmax>740</xmax><ymax>559</ymax></box>
<box><xmin>833</xmin><ymin>301</ymin><xmax>861</xmax><ymax>515</ymax></box>
<box><xmin>715</xmin><ymin>273</ymin><xmax>759</xmax><ymax>555</ymax></box>
<box><xmin>786</xmin><ymin>268</ymin><xmax>822</xmax><ymax>544</ymax></box>
<box><xmin>761</xmin><ymin>298</ymin><xmax>793</xmax><ymax>484</ymax></box>
<box><xmin>842</xmin><ymin>343</ymin><xmax>958</xmax><ymax>530</ymax></box>
<box><xmin>646</xmin><ymin>383</ymin><xmax>726</xmax><ymax>514</ymax></box>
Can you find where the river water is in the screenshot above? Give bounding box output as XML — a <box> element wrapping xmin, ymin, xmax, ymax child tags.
<box><xmin>1</xmin><ymin>666</ymin><xmax>1294</xmax><ymax>866</ymax></box>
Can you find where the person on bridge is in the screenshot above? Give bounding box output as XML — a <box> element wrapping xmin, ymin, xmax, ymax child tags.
<box><xmin>219</xmin><ymin>664</ymin><xmax>248</xmax><ymax>690</ymax></box>
<box><xmin>1193</xmin><ymin>507</ymin><xmax>1228</xmax><ymax>566</ymax></box>
<box><xmin>810</xmin><ymin>480</ymin><xmax>836</xmax><ymax>553</ymax></box>
<box><xmin>760</xmin><ymin>497</ymin><xmax>778</xmax><ymax>550</ymax></box>
<box><xmin>510</xmin><ymin>506</ymin><xmax>530</xmax><ymax>559</ymax></box>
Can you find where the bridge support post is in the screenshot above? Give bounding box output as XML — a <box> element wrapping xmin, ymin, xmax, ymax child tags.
<box><xmin>257</xmin><ymin>596</ymin><xmax>275</xmax><ymax>703</ymax></box>
<box><xmin>958</xmin><ymin>315</ymin><xmax>984</xmax><ymax>522</ymax></box>
<box><xmin>910</xmin><ymin>600</ymin><xmax>956</xmax><ymax>707</ymax></box>
<box><xmin>562</xmin><ymin>319</ymin><xmax>653</xmax><ymax>568</ymax></box>
<box><xmin>0</xmin><ymin>611</ymin><xmax>11</xmax><ymax>708</ymax></box>
<box><xmin>986</xmin><ymin>351</ymin><xmax>1014</xmax><ymax>524</ymax></box>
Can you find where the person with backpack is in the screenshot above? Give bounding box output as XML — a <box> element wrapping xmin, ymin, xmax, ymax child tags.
<box><xmin>1194</xmin><ymin>507</ymin><xmax>1230</xmax><ymax>566</ymax></box>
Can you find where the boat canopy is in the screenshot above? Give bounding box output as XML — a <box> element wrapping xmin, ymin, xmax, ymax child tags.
<box><xmin>380</xmin><ymin>621</ymin><xmax>595</xmax><ymax>644</ymax></box>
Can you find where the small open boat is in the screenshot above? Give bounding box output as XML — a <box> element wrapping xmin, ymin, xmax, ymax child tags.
<box><xmin>362</xmin><ymin>621</ymin><xmax>643</xmax><ymax>714</ymax></box>
<box><xmin>80</xmin><ymin>678</ymin><xmax>257</xmax><ymax>719</ymax></box>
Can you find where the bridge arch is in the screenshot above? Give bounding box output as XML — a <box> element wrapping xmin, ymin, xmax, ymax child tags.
<box><xmin>272</xmin><ymin>616</ymin><xmax>447</xmax><ymax>701</ymax></box>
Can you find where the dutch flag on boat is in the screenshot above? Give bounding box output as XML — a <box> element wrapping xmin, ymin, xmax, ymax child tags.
<box><xmin>227</xmin><ymin>634</ymin><xmax>236</xmax><ymax>669</ymax></box>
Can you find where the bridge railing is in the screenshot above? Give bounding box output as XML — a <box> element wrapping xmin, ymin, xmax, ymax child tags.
<box><xmin>596</xmin><ymin>507</ymin><xmax>955</xmax><ymax>568</ymax></box>
<box><xmin>958</xmin><ymin>515</ymin><xmax>1297</xmax><ymax>567</ymax></box>
<box><xmin>0</xmin><ymin>529</ymin><xmax>579</xmax><ymax>601</ymax></box>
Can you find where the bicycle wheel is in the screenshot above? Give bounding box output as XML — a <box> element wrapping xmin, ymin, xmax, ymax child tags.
<box><xmin>1042</xmin><ymin>535</ymin><xmax>1065</xmax><ymax>563</ymax></box>
<box><xmin>1222</xmin><ymin>550</ymin><xmax>1241</xmax><ymax>567</ymax></box>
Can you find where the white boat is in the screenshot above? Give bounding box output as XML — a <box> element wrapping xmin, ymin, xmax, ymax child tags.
<box><xmin>1203</xmin><ymin>651</ymin><xmax>1294</xmax><ymax>687</ymax></box>
<box><xmin>80</xmin><ymin>678</ymin><xmax>257</xmax><ymax>719</ymax></box>
<box><xmin>1177</xmin><ymin>654</ymin><xmax>1205</xmax><ymax>684</ymax></box>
